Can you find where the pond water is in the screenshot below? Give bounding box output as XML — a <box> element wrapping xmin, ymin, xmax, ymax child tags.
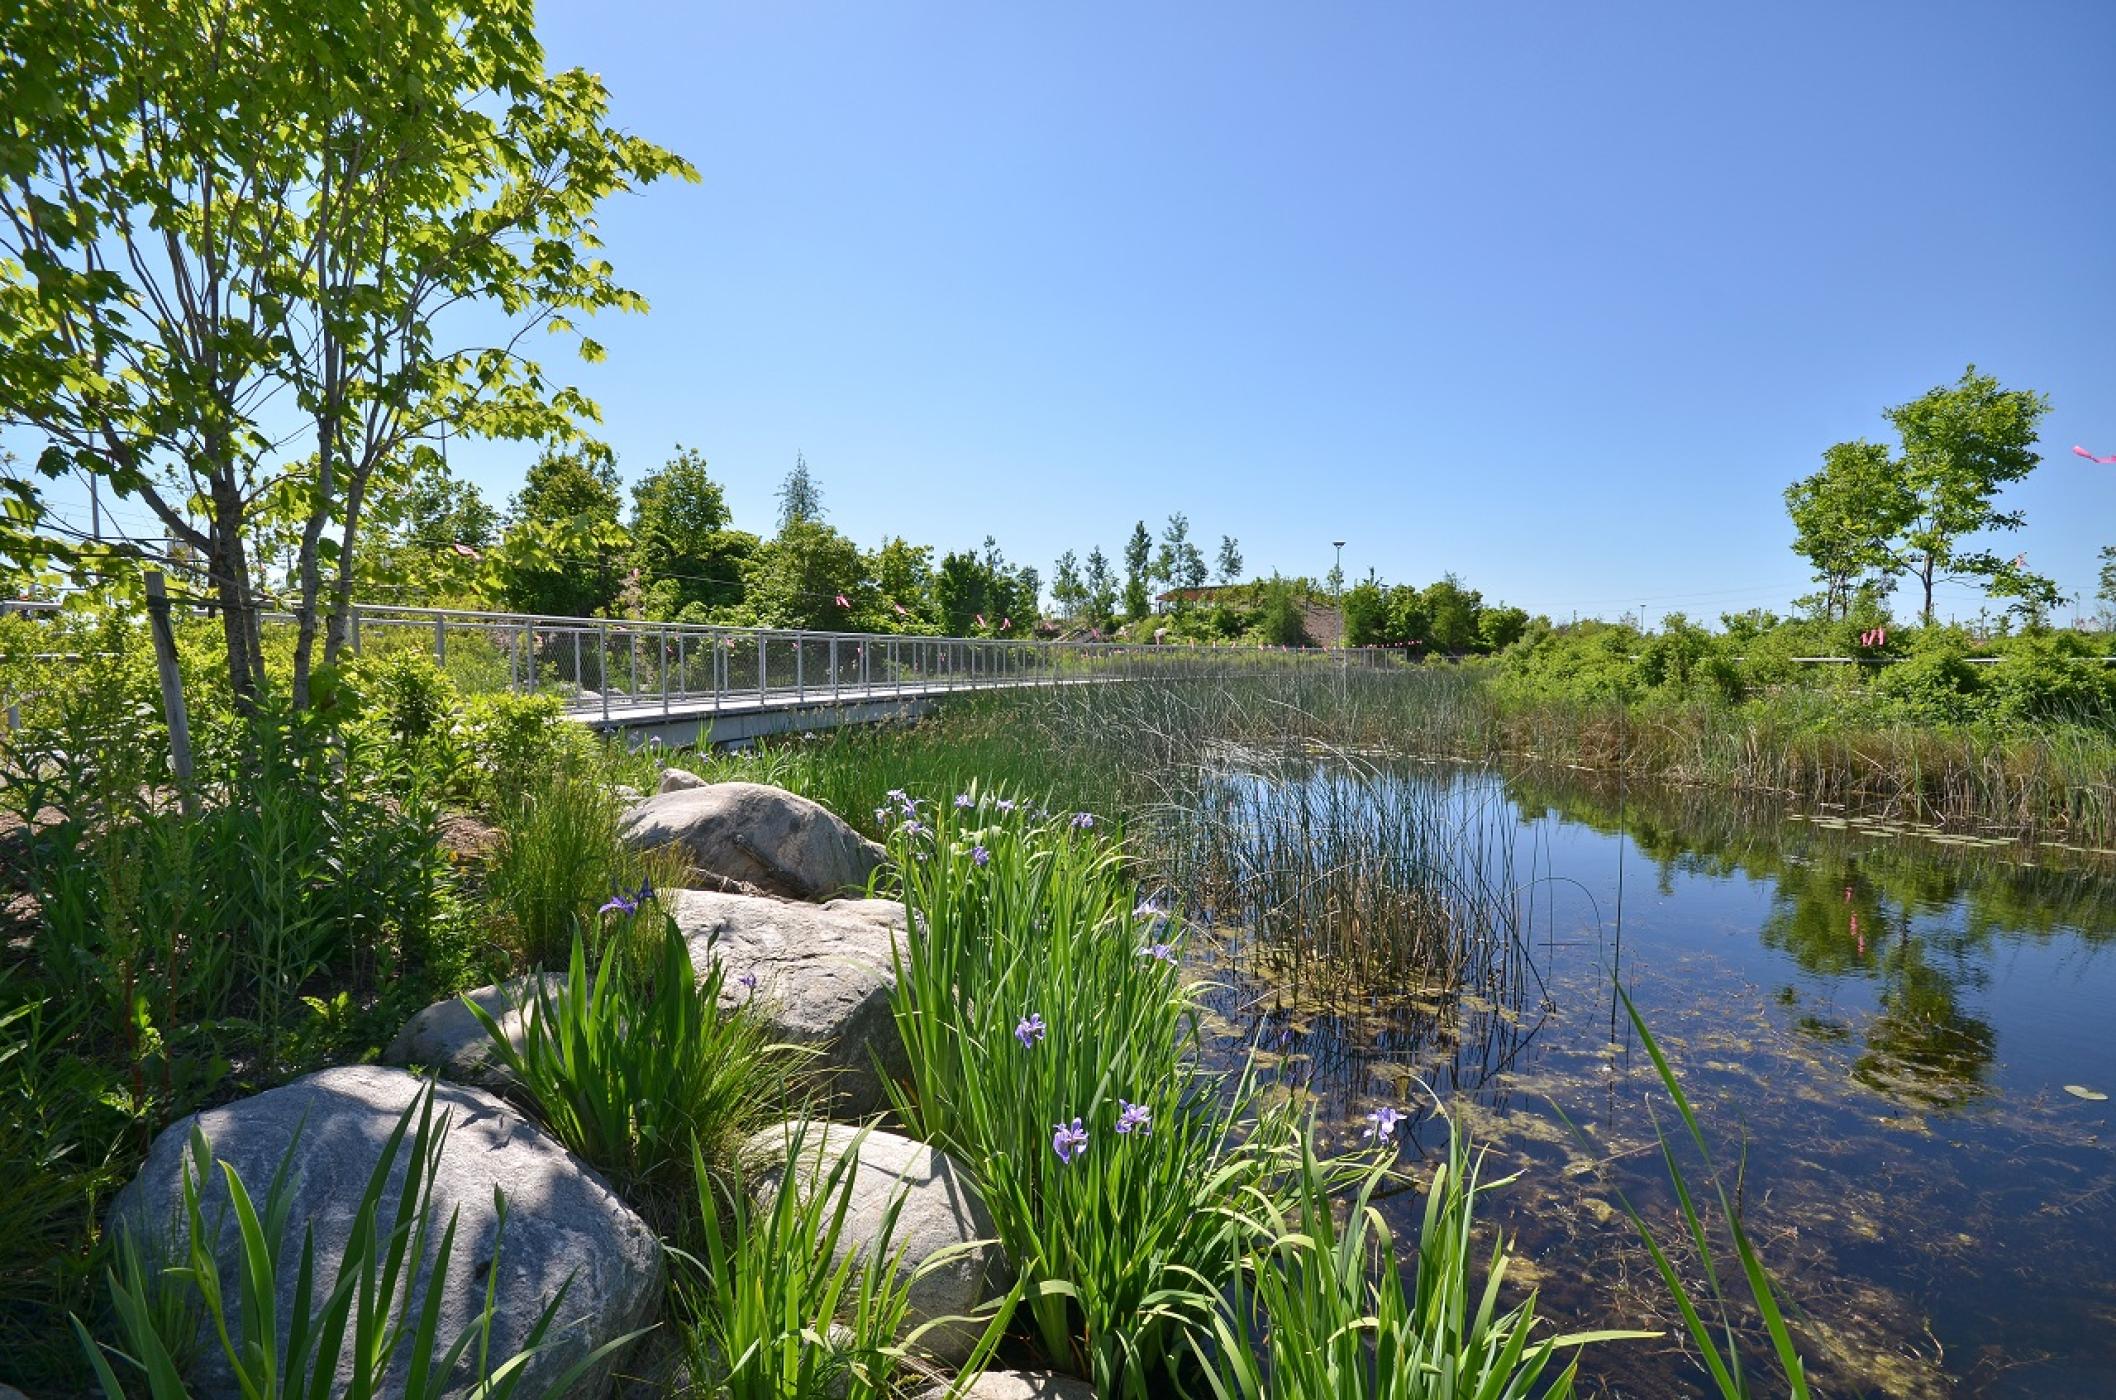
<box><xmin>1188</xmin><ymin>759</ymin><xmax>2116</xmax><ymax>1399</ymax></box>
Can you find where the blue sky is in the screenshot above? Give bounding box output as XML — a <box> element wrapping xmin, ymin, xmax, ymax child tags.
<box><xmin>44</xmin><ymin>1</ymin><xmax>2116</xmax><ymax>623</ymax></box>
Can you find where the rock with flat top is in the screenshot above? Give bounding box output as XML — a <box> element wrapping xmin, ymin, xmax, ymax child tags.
<box><xmin>621</xmin><ymin>782</ymin><xmax>884</xmax><ymax>900</ymax></box>
<box><xmin>109</xmin><ymin>1066</ymin><xmax>659</xmax><ymax>1398</ymax></box>
<box><xmin>745</xmin><ymin>1122</ymin><xmax>1010</xmax><ymax>1367</ymax></box>
<box><xmin>667</xmin><ymin>890</ymin><xmax>905</xmax><ymax>1114</ymax></box>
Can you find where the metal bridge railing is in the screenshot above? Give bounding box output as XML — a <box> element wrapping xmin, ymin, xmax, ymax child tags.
<box><xmin>335</xmin><ymin>603</ymin><xmax>1404</xmax><ymax>724</ymax></box>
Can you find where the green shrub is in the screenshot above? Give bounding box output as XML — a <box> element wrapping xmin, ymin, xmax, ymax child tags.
<box><xmin>1869</xmin><ymin>631</ymin><xmax>1990</xmax><ymax>726</ymax></box>
<box><xmin>1985</xmin><ymin>636</ymin><xmax>2116</xmax><ymax>727</ymax></box>
<box><xmin>460</xmin><ymin>692</ymin><xmax>591</xmax><ymax>809</ymax></box>
<box><xmin>355</xmin><ymin>650</ymin><xmax>461</xmax><ymax>748</ymax></box>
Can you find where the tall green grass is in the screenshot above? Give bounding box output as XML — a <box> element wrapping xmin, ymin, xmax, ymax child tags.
<box><xmin>1</xmin><ymin>694</ymin><xmax>471</xmax><ymax>1391</ymax></box>
<box><xmin>679</xmin><ymin>1122</ymin><xmax>1013</xmax><ymax>1399</ymax></box>
<box><xmin>484</xmin><ymin>752</ymin><xmax>641</xmax><ymax>969</ymax></box>
<box><xmin>1156</xmin><ymin>757</ymin><xmax>1532</xmax><ymax>994</ymax></box>
<box><xmin>882</xmin><ymin>789</ymin><xmax>1314</xmax><ymax>1395</ymax></box>
<box><xmin>1194</xmin><ymin>1121</ymin><xmax>1648</xmax><ymax>1400</ymax></box>
<box><xmin>469</xmin><ymin>902</ymin><xmax>796</xmax><ymax>1243</ymax></box>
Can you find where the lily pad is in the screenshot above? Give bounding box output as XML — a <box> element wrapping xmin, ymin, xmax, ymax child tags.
<box><xmin>2063</xmin><ymin>1084</ymin><xmax>2108</xmax><ymax>1102</ymax></box>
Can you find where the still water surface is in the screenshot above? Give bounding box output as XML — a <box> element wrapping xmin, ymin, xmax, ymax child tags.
<box><xmin>1192</xmin><ymin>761</ymin><xmax>2116</xmax><ymax>1398</ymax></box>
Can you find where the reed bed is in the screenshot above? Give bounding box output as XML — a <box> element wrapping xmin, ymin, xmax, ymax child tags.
<box><xmin>1142</xmin><ymin>754</ymin><xmax>1535</xmax><ymax>1002</ymax></box>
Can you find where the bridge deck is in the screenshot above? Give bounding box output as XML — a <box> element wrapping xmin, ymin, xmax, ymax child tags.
<box><xmin>569</xmin><ymin>673</ymin><xmax>1112</xmax><ymax>745</ymax></box>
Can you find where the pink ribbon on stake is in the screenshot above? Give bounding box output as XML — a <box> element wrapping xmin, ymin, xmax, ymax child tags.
<box><xmin>2072</xmin><ymin>445</ymin><xmax>2116</xmax><ymax>464</ymax></box>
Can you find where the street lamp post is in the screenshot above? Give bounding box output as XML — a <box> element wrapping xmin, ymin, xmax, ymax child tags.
<box><xmin>1331</xmin><ymin>541</ymin><xmax>1347</xmax><ymax>671</ymax></box>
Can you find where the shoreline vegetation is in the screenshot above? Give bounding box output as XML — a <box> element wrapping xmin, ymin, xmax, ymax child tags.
<box><xmin>0</xmin><ymin>652</ymin><xmax>1818</xmax><ymax>1398</ymax></box>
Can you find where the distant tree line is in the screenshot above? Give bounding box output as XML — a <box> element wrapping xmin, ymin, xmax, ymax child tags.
<box><xmin>367</xmin><ymin>448</ymin><xmax>1043</xmax><ymax>636</ymax></box>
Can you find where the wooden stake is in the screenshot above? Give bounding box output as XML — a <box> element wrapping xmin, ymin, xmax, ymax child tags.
<box><xmin>143</xmin><ymin>571</ymin><xmax>196</xmax><ymax>815</ymax></box>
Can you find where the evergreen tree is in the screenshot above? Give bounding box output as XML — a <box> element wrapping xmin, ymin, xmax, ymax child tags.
<box><xmin>1122</xmin><ymin>521</ymin><xmax>1152</xmax><ymax>620</ymax></box>
<box><xmin>1216</xmin><ymin>535</ymin><xmax>1244</xmax><ymax>584</ymax></box>
<box><xmin>776</xmin><ymin>451</ymin><xmax>825</xmax><ymax>532</ymax></box>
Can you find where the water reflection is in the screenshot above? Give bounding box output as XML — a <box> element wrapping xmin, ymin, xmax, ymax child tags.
<box><xmin>1186</xmin><ymin>757</ymin><xmax>2116</xmax><ymax>1399</ymax></box>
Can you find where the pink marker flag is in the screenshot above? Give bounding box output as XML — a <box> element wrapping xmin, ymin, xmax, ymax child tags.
<box><xmin>835</xmin><ymin>593</ymin><xmax>851</xmax><ymax>608</ymax></box>
<box><xmin>975</xmin><ymin>613</ymin><xmax>987</xmax><ymax>628</ymax></box>
<box><xmin>1001</xmin><ymin>616</ymin><xmax>1011</xmax><ymax>630</ymax></box>
<box><xmin>2073</xmin><ymin>445</ymin><xmax>2116</xmax><ymax>464</ymax></box>
<box><xmin>893</xmin><ymin>601</ymin><xmax>909</xmax><ymax>616</ymax></box>
<box><xmin>2011</xmin><ymin>553</ymin><xmax>2027</xmax><ymax>569</ymax></box>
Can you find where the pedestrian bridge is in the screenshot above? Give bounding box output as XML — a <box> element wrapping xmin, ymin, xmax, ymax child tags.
<box><xmin>345</xmin><ymin>604</ymin><xmax>1396</xmax><ymax>748</ymax></box>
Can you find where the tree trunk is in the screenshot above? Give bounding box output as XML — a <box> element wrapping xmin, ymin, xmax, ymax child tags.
<box><xmin>208</xmin><ymin>478</ymin><xmax>264</xmax><ymax>709</ymax></box>
<box><xmin>321</xmin><ymin>466</ymin><xmax>372</xmax><ymax>671</ymax></box>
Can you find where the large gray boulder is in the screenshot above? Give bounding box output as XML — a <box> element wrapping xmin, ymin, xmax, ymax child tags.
<box><xmin>620</xmin><ymin>782</ymin><xmax>885</xmax><ymax>900</ymax></box>
<box><xmin>668</xmin><ymin>890</ymin><xmax>906</xmax><ymax>1114</ymax></box>
<box><xmin>110</xmin><ymin>1066</ymin><xmax>660</xmax><ymax>1398</ymax></box>
<box><xmin>915</xmin><ymin>1374</ymin><xmax>1096</xmax><ymax>1400</ymax></box>
<box><xmin>383</xmin><ymin>973</ymin><xmax>564</xmax><ymax>1088</ymax></box>
<box><xmin>745</xmin><ymin>1123</ymin><xmax>1010</xmax><ymax>1368</ymax></box>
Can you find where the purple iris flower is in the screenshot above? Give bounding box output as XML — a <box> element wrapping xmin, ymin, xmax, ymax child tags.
<box><xmin>1134</xmin><ymin>897</ymin><xmax>1164</xmax><ymax>920</ymax></box>
<box><xmin>902</xmin><ymin>820</ymin><xmax>926</xmax><ymax>838</ymax></box>
<box><xmin>1137</xmin><ymin>942</ymin><xmax>1176</xmax><ymax>964</ymax></box>
<box><xmin>1363</xmin><ymin>1106</ymin><xmax>1404</xmax><ymax>1142</ymax></box>
<box><xmin>875</xmin><ymin>806</ymin><xmax>892</xmax><ymax>826</ymax></box>
<box><xmin>1071</xmin><ymin>812</ymin><xmax>1096</xmax><ymax>830</ymax></box>
<box><xmin>736</xmin><ymin>971</ymin><xmax>758</xmax><ymax>995</ymax></box>
<box><xmin>995</xmin><ymin>798</ymin><xmax>1017</xmax><ymax>814</ymax></box>
<box><xmin>1052</xmin><ymin>1118</ymin><xmax>1089</xmax><ymax>1164</ymax></box>
<box><xmin>600</xmin><ymin>873</ymin><xmax>654</xmax><ymax>917</ymax></box>
<box><xmin>1115</xmin><ymin>1101</ymin><xmax>1152</xmax><ymax>1135</ymax></box>
<box><xmin>886</xmin><ymin>788</ymin><xmax>909</xmax><ymax>804</ymax></box>
<box><xmin>971</xmin><ymin>845</ymin><xmax>990</xmax><ymax>867</ymax></box>
<box><xmin>1015</xmin><ymin>1012</ymin><xmax>1046</xmax><ymax>1048</ymax></box>
<box><xmin>954</xmin><ymin>793</ymin><xmax>975</xmax><ymax>809</ymax></box>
